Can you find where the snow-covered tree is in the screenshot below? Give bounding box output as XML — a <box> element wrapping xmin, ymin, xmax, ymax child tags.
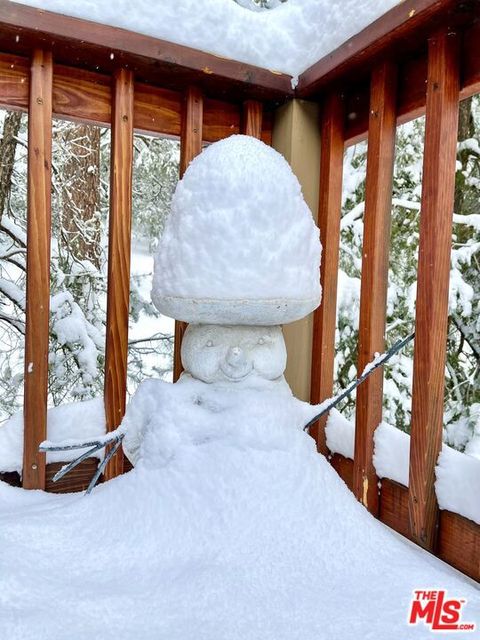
<box><xmin>337</xmin><ymin>98</ymin><xmax>480</xmax><ymax>453</ymax></box>
<box><xmin>0</xmin><ymin>111</ymin><xmax>178</xmax><ymax>421</ymax></box>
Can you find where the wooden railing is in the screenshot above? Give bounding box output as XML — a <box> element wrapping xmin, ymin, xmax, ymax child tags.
<box><xmin>0</xmin><ymin>0</ymin><xmax>478</xmax><ymax>581</ymax></box>
<box><xmin>0</xmin><ymin>42</ymin><xmax>272</xmax><ymax>488</ymax></box>
<box><xmin>308</xmin><ymin>12</ymin><xmax>480</xmax><ymax>581</ymax></box>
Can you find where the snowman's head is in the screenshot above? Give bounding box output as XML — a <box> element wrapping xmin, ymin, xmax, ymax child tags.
<box><xmin>181</xmin><ymin>324</ymin><xmax>287</xmax><ymax>384</ymax></box>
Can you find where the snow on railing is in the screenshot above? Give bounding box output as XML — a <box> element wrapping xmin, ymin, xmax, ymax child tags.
<box><xmin>325</xmin><ymin>412</ymin><xmax>480</xmax><ymax>526</ymax></box>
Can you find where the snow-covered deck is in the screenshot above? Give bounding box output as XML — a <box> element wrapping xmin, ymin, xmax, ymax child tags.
<box><xmin>0</xmin><ymin>0</ymin><xmax>479</xmax><ymax>599</ymax></box>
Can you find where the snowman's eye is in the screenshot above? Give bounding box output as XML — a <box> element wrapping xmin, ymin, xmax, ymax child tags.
<box><xmin>205</xmin><ymin>340</ymin><xmax>214</xmax><ymax>348</ymax></box>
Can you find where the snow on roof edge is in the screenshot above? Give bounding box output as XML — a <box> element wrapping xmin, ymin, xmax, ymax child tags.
<box><xmin>11</xmin><ymin>0</ymin><xmax>402</xmax><ymax>79</ymax></box>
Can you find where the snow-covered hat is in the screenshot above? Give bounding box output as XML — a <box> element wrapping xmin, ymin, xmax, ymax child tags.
<box><xmin>152</xmin><ymin>135</ymin><xmax>321</xmax><ymax>325</ymax></box>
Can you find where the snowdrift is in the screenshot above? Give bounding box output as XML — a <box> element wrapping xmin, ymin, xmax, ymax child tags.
<box><xmin>0</xmin><ymin>377</ymin><xmax>478</xmax><ymax>639</ymax></box>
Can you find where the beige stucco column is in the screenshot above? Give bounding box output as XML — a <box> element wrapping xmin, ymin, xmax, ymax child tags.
<box><xmin>272</xmin><ymin>99</ymin><xmax>321</xmax><ymax>401</ymax></box>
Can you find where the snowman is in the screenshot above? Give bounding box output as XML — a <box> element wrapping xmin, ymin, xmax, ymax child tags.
<box><xmin>120</xmin><ymin>135</ymin><xmax>322</xmax><ymax>469</ymax></box>
<box><xmin>42</xmin><ymin>135</ymin><xmax>323</xmax><ymax>480</ymax></box>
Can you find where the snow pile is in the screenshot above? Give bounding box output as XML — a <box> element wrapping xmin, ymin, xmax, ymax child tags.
<box><xmin>326</xmin><ymin>411</ymin><xmax>480</xmax><ymax>525</ymax></box>
<box><xmin>373</xmin><ymin>421</ymin><xmax>410</xmax><ymax>487</ymax></box>
<box><xmin>436</xmin><ymin>446</ymin><xmax>480</xmax><ymax>526</ymax></box>
<box><xmin>0</xmin><ymin>398</ymin><xmax>105</xmax><ymax>473</ymax></box>
<box><xmin>123</xmin><ymin>374</ymin><xmax>315</xmax><ymax>467</ymax></box>
<box><xmin>324</xmin><ymin>408</ymin><xmax>354</xmax><ymax>458</ymax></box>
<box><xmin>14</xmin><ymin>0</ymin><xmax>401</xmax><ymax>78</ymax></box>
<box><xmin>1</xmin><ymin>376</ymin><xmax>478</xmax><ymax>639</ymax></box>
<box><xmin>152</xmin><ymin>135</ymin><xmax>321</xmax><ymax>324</ymax></box>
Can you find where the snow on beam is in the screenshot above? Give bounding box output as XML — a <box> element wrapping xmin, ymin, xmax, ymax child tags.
<box><xmin>0</xmin><ymin>0</ymin><xmax>293</xmax><ymax>104</ymax></box>
<box><xmin>326</xmin><ymin>411</ymin><xmax>480</xmax><ymax>529</ymax></box>
<box><xmin>296</xmin><ymin>0</ymin><xmax>473</xmax><ymax>98</ymax></box>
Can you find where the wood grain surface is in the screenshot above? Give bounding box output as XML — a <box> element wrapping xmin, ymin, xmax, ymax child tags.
<box><xmin>22</xmin><ymin>49</ymin><xmax>53</xmax><ymax>490</ymax></box>
<box><xmin>309</xmin><ymin>92</ymin><xmax>344</xmax><ymax>455</ymax></box>
<box><xmin>242</xmin><ymin>100</ymin><xmax>263</xmax><ymax>138</ymax></box>
<box><xmin>353</xmin><ymin>61</ymin><xmax>397</xmax><ymax>515</ymax></box>
<box><xmin>104</xmin><ymin>69</ymin><xmax>134</xmax><ymax>481</ymax></box>
<box><xmin>173</xmin><ymin>87</ymin><xmax>203</xmax><ymax>382</ymax></box>
<box><xmin>408</xmin><ymin>30</ymin><xmax>460</xmax><ymax>550</ymax></box>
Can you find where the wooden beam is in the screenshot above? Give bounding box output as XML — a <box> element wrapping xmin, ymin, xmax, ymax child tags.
<box><xmin>179</xmin><ymin>86</ymin><xmax>203</xmax><ymax>175</ymax></box>
<box><xmin>173</xmin><ymin>86</ymin><xmax>203</xmax><ymax>382</ymax></box>
<box><xmin>296</xmin><ymin>0</ymin><xmax>473</xmax><ymax>99</ymax></box>
<box><xmin>353</xmin><ymin>61</ymin><xmax>397</xmax><ymax>515</ymax></box>
<box><xmin>0</xmin><ymin>52</ymin><xmax>28</xmax><ymax>111</ymax></box>
<box><xmin>408</xmin><ymin>29</ymin><xmax>460</xmax><ymax>550</ymax></box>
<box><xmin>242</xmin><ymin>100</ymin><xmax>263</xmax><ymax>138</ymax></box>
<box><xmin>344</xmin><ymin>53</ymin><xmax>428</xmax><ymax>146</ymax></box>
<box><xmin>437</xmin><ymin>510</ymin><xmax>480</xmax><ymax>581</ymax></box>
<box><xmin>104</xmin><ymin>68</ymin><xmax>134</xmax><ymax>481</ymax></box>
<box><xmin>0</xmin><ymin>1</ymin><xmax>293</xmax><ymax>103</ymax></box>
<box><xmin>379</xmin><ymin>478</ymin><xmax>411</xmax><ymax>540</ymax></box>
<box><xmin>463</xmin><ymin>20</ymin><xmax>480</xmax><ymax>98</ymax></box>
<box><xmin>204</xmin><ymin>97</ymin><xmax>240</xmax><ymax>143</ymax></box>
<box><xmin>0</xmin><ymin>53</ymin><xmax>249</xmax><ymax>143</ymax></box>
<box><xmin>132</xmin><ymin>82</ymin><xmax>180</xmax><ymax>137</ymax></box>
<box><xmin>53</xmin><ymin>64</ymin><xmax>111</xmax><ymax>128</ymax></box>
<box><xmin>22</xmin><ymin>49</ymin><xmax>53</xmax><ymax>490</ymax></box>
<box><xmin>309</xmin><ymin>91</ymin><xmax>344</xmax><ymax>454</ymax></box>
<box><xmin>46</xmin><ymin>459</ymin><xmax>100</xmax><ymax>493</ymax></box>
<box><xmin>331</xmin><ymin>453</ymin><xmax>353</xmax><ymax>490</ymax></box>
<box><xmin>338</xmin><ymin>18</ymin><xmax>480</xmax><ymax>147</ymax></box>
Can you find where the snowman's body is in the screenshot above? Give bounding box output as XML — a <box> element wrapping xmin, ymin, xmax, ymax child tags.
<box><xmin>123</xmin><ymin>324</ymin><xmax>317</xmax><ymax>467</ymax></box>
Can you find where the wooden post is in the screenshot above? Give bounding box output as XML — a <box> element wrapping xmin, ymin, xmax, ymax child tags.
<box><xmin>104</xmin><ymin>68</ymin><xmax>134</xmax><ymax>481</ymax></box>
<box><xmin>353</xmin><ymin>61</ymin><xmax>397</xmax><ymax>514</ymax></box>
<box><xmin>173</xmin><ymin>86</ymin><xmax>203</xmax><ymax>382</ymax></box>
<box><xmin>408</xmin><ymin>30</ymin><xmax>460</xmax><ymax>550</ymax></box>
<box><xmin>243</xmin><ymin>100</ymin><xmax>263</xmax><ymax>138</ymax></box>
<box><xmin>22</xmin><ymin>49</ymin><xmax>53</xmax><ymax>490</ymax></box>
<box><xmin>309</xmin><ymin>91</ymin><xmax>344</xmax><ymax>455</ymax></box>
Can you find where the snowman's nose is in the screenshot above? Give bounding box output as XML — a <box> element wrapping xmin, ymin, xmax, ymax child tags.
<box><xmin>226</xmin><ymin>346</ymin><xmax>243</xmax><ymax>366</ymax></box>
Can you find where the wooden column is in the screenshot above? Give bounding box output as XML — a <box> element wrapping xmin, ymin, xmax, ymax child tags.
<box><xmin>272</xmin><ymin>100</ymin><xmax>321</xmax><ymax>401</ymax></box>
<box><xmin>353</xmin><ymin>61</ymin><xmax>397</xmax><ymax>514</ymax></box>
<box><xmin>22</xmin><ymin>49</ymin><xmax>53</xmax><ymax>490</ymax></box>
<box><xmin>309</xmin><ymin>91</ymin><xmax>344</xmax><ymax>455</ymax></box>
<box><xmin>243</xmin><ymin>100</ymin><xmax>263</xmax><ymax>138</ymax></box>
<box><xmin>173</xmin><ymin>86</ymin><xmax>203</xmax><ymax>382</ymax></box>
<box><xmin>104</xmin><ymin>68</ymin><xmax>134</xmax><ymax>481</ymax></box>
<box><xmin>408</xmin><ymin>30</ymin><xmax>460</xmax><ymax>550</ymax></box>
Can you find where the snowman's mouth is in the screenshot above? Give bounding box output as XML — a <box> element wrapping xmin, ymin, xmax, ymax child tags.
<box><xmin>220</xmin><ymin>364</ymin><xmax>253</xmax><ymax>381</ymax></box>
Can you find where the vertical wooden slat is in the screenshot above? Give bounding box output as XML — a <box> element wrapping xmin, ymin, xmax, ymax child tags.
<box><xmin>309</xmin><ymin>91</ymin><xmax>344</xmax><ymax>454</ymax></box>
<box><xmin>22</xmin><ymin>49</ymin><xmax>53</xmax><ymax>490</ymax></box>
<box><xmin>243</xmin><ymin>100</ymin><xmax>263</xmax><ymax>138</ymax></box>
<box><xmin>353</xmin><ymin>61</ymin><xmax>397</xmax><ymax>514</ymax></box>
<box><xmin>173</xmin><ymin>86</ymin><xmax>203</xmax><ymax>382</ymax></box>
<box><xmin>103</xmin><ymin>68</ymin><xmax>134</xmax><ymax>481</ymax></box>
<box><xmin>408</xmin><ymin>30</ymin><xmax>460</xmax><ymax>550</ymax></box>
